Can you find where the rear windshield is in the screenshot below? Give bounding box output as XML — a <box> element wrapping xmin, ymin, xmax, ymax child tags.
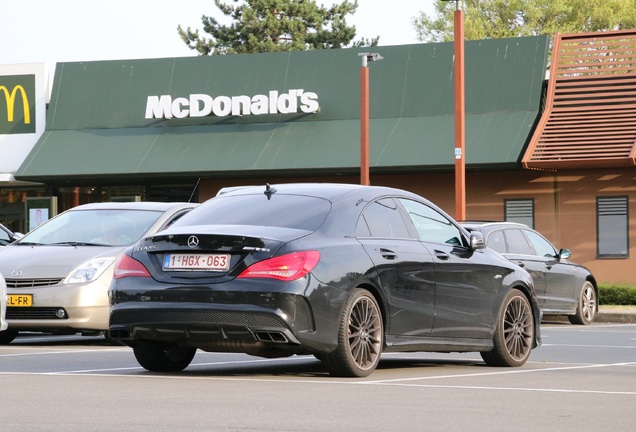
<box><xmin>173</xmin><ymin>194</ymin><xmax>331</xmax><ymax>231</ymax></box>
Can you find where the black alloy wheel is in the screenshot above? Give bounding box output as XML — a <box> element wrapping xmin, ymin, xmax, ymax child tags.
<box><xmin>481</xmin><ymin>289</ymin><xmax>534</xmax><ymax>367</ymax></box>
<box><xmin>323</xmin><ymin>288</ymin><xmax>384</xmax><ymax>377</ymax></box>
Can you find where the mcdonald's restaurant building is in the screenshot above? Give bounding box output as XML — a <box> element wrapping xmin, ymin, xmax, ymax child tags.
<box><xmin>1</xmin><ymin>30</ymin><xmax>636</xmax><ymax>284</ymax></box>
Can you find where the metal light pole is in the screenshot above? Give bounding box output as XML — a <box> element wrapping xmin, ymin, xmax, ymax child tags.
<box><xmin>359</xmin><ymin>52</ymin><xmax>383</xmax><ymax>186</ymax></box>
<box><xmin>445</xmin><ymin>0</ymin><xmax>466</xmax><ymax>220</ymax></box>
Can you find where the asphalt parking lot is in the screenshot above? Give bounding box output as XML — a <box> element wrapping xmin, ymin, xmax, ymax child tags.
<box><xmin>1</xmin><ymin>320</ymin><xmax>635</xmax><ymax>432</ymax></box>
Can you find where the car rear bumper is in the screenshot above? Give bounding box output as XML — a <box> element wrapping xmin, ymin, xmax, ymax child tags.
<box><xmin>108</xmin><ymin>282</ymin><xmax>343</xmax><ymax>355</ymax></box>
<box><xmin>109</xmin><ymin>303</ymin><xmax>306</xmax><ymax>354</ymax></box>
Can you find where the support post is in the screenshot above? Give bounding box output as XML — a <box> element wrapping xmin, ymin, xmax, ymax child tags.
<box><xmin>453</xmin><ymin>7</ymin><xmax>466</xmax><ymax>220</ymax></box>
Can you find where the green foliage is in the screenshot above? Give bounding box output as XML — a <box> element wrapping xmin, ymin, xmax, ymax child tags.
<box><xmin>413</xmin><ymin>0</ymin><xmax>636</xmax><ymax>42</ymax></box>
<box><xmin>599</xmin><ymin>283</ymin><xmax>636</xmax><ymax>305</ymax></box>
<box><xmin>178</xmin><ymin>0</ymin><xmax>378</xmax><ymax>55</ymax></box>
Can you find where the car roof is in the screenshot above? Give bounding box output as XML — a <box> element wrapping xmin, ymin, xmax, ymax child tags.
<box><xmin>209</xmin><ymin>182</ymin><xmax>455</xmax><ymax>237</ymax></box>
<box><xmin>220</xmin><ymin>183</ymin><xmax>364</xmax><ymax>198</ymax></box>
<box><xmin>460</xmin><ymin>221</ymin><xmax>530</xmax><ymax>229</ymax></box>
<box><xmin>217</xmin><ymin>183</ymin><xmax>426</xmax><ymax>203</ymax></box>
<box><xmin>66</xmin><ymin>202</ymin><xmax>197</xmax><ymax>212</ymax></box>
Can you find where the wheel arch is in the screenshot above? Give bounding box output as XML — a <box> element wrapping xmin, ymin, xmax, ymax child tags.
<box><xmin>586</xmin><ymin>275</ymin><xmax>598</xmax><ymax>293</ymax></box>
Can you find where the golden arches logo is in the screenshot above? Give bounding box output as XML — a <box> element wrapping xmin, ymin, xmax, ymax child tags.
<box><xmin>0</xmin><ymin>84</ymin><xmax>31</xmax><ymax>124</ymax></box>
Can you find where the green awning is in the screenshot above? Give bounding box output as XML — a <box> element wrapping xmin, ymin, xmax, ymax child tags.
<box><xmin>16</xmin><ymin>36</ymin><xmax>549</xmax><ymax>183</ymax></box>
<box><xmin>17</xmin><ymin>111</ymin><xmax>539</xmax><ymax>182</ymax></box>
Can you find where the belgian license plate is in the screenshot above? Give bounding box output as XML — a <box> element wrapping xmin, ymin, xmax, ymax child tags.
<box><xmin>163</xmin><ymin>253</ymin><xmax>230</xmax><ymax>271</ymax></box>
<box><xmin>8</xmin><ymin>294</ymin><xmax>33</xmax><ymax>307</ymax></box>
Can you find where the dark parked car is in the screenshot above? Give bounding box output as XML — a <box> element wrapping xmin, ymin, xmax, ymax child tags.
<box><xmin>460</xmin><ymin>221</ymin><xmax>597</xmax><ymax>325</ymax></box>
<box><xmin>109</xmin><ymin>183</ymin><xmax>541</xmax><ymax>377</ymax></box>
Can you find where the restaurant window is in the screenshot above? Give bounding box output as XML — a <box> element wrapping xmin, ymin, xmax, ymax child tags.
<box><xmin>504</xmin><ymin>199</ymin><xmax>534</xmax><ymax>228</ymax></box>
<box><xmin>597</xmin><ymin>196</ymin><xmax>629</xmax><ymax>258</ymax></box>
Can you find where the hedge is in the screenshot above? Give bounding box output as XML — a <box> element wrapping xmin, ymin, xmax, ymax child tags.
<box><xmin>598</xmin><ymin>284</ymin><xmax>636</xmax><ymax>305</ymax></box>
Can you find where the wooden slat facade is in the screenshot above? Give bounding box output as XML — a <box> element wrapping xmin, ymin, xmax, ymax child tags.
<box><xmin>523</xmin><ymin>29</ymin><xmax>636</xmax><ymax>169</ymax></box>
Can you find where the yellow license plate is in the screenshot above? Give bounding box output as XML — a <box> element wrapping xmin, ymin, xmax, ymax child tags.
<box><xmin>8</xmin><ymin>294</ymin><xmax>33</xmax><ymax>307</ymax></box>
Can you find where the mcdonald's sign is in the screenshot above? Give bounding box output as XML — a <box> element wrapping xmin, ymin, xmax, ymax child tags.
<box><xmin>0</xmin><ymin>74</ymin><xmax>36</xmax><ymax>135</ymax></box>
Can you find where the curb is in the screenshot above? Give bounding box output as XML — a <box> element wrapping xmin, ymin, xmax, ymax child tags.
<box><xmin>595</xmin><ymin>311</ymin><xmax>636</xmax><ymax>324</ymax></box>
<box><xmin>543</xmin><ymin>308</ymin><xmax>636</xmax><ymax>325</ymax></box>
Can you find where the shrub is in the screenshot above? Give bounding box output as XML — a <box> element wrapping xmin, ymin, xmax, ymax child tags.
<box><xmin>598</xmin><ymin>284</ymin><xmax>636</xmax><ymax>305</ymax></box>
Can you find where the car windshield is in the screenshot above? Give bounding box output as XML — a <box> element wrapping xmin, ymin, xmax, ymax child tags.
<box><xmin>16</xmin><ymin>209</ymin><xmax>164</xmax><ymax>247</ymax></box>
<box><xmin>173</xmin><ymin>194</ymin><xmax>331</xmax><ymax>231</ymax></box>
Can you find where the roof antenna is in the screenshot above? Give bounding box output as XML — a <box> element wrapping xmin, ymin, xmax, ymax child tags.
<box><xmin>264</xmin><ymin>183</ymin><xmax>277</xmax><ymax>200</ymax></box>
<box><xmin>188</xmin><ymin>178</ymin><xmax>201</xmax><ymax>203</ymax></box>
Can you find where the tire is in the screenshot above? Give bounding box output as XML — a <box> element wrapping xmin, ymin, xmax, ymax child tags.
<box><xmin>0</xmin><ymin>329</ymin><xmax>18</xmax><ymax>344</ymax></box>
<box><xmin>481</xmin><ymin>289</ymin><xmax>534</xmax><ymax>367</ymax></box>
<box><xmin>568</xmin><ymin>281</ymin><xmax>597</xmax><ymax>325</ymax></box>
<box><xmin>133</xmin><ymin>341</ymin><xmax>197</xmax><ymax>372</ymax></box>
<box><xmin>322</xmin><ymin>288</ymin><xmax>383</xmax><ymax>377</ymax></box>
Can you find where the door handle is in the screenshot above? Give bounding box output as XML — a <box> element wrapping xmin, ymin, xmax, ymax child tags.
<box><xmin>379</xmin><ymin>248</ymin><xmax>397</xmax><ymax>260</ymax></box>
<box><xmin>434</xmin><ymin>250</ymin><xmax>449</xmax><ymax>260</ymax></box>
<box><xmin>516</xmin><ymin>261</ymin><xmax>525</xmax><ymax>268</ymax></box>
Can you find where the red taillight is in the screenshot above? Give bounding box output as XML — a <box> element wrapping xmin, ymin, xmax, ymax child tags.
<box><xmin>238</xmin><ymin>251</ymin><xmax>320</xmax><ymax>281</ymax></box>
<box><xmin>113</xmin><ymin>254</ymin><xmax>151</xmax><ymax>279</ymax></box>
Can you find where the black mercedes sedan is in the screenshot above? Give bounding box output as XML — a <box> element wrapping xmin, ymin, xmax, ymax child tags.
<box><xmin>460</xmin><ymin>221</ymin><xmax>598</xmax><ymax>325</ymax></box>
<box><xmin>109</xmin><ymin>183</ymin><xmax>541</xmax><ymax>377</ymax></box>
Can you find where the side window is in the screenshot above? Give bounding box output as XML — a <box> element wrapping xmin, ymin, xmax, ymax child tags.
<box><xmin>357</xmin><ymin>198</ymin><xmax>411</xmax><ymax>239</ymax></box>
<box><xmin>523</xmin><ymin>229</ymin><xmax>557</xmax><ymax>257</ymax></box>
<box><xmin>486</xmin><ymin>230</ymin><xmax>507</xmax><ymax>254</ymax></box>
<box><xmin>503</xmin><ymin>229</ymin><xmax>534</xmax><ymax>255</ymax></box>
<box><xmin>399</xmin><ymin>198</ymin><xmax>463</xmax><ymax>246</ymax></box>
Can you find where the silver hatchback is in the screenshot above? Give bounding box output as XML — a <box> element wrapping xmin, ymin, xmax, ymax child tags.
<box><xmin>0</xmin><ymin>202</ymin><xmax>197</xmax><ymax>343</ymax></box>
<box><xmin>1</xmin><ymin>272</ymin><xmax>7</xmax><ymax>332</ymax></box>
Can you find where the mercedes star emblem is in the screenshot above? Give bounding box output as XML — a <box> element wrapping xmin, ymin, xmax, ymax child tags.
<box><xmin>187</xmin><ymin>236</ymin><xmax>199</xmax><ymax>248</ymax></box>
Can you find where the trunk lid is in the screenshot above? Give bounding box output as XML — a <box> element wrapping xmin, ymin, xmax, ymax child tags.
<box><xmin>132</xmin><ymin>224</ymin><xmax>313</xmax><ymax>283</ymax></box>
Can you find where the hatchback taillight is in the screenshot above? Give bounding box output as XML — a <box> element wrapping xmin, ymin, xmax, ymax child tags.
<box><xmin>238</xmin><ymin>251</ymin><xmax>320</xmax><ymax>281</ymax></box>
<box><xmin>113</xmin><ymin>254</ymin><xmax>151</xmax><ymax>279</ymax></box>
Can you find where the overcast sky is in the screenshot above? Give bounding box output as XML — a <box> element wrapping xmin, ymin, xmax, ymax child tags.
<box><xmin>1</xmin><ymin>0</ymin><xmax>435</xmax><ymax>67</ymax></box>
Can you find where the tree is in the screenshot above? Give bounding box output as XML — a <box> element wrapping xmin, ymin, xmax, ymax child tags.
<box><xmin>178</xmin><ymin>0</ymin><xmax>377</xmax><ymax>55</ymax></box>
<box><xmin>413</xmin><ymin>0</ymin><xmax>636</xmax><ymax>43</ymax></box>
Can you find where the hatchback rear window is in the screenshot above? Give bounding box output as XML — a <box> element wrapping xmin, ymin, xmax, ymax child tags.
<box><xmin>173</xmin><ymin>194</ymin><xmax>331</xmax><ymax>231</ymax></box>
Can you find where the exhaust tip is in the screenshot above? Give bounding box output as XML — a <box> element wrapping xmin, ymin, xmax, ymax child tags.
<box><xmin>255</xmin><ymin>331</ymin><xmax>288</xmax><ymax>343</ymax></box>
<box><xmin>108</xmin><ymin>329</ymin><xmax>130</xmax><ymax>339</ymax></box>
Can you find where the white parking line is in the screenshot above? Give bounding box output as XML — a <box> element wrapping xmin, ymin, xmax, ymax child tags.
<box><xmin>2</xmin><ymin>364</ymin><xmax>632</xmax><ymax>397</ymax></box>
<box><xmin>544</xmin><ymin>323</ymin><xmax>636</xmax><ymax>331</ymax></box>
<box><xmin>45</xmin><ymin>356</ymin><xmax>305</xmax><ymax>375</ymax></box>
<box><xmin>0</xmin><ymin>347</ymin><xmax>128</xmax><ymax>357</ymax></box>
<box><xmin>541</xmin><ymin>343</ymin><xmax>636</xmax><ymax>349</ymax></box>
<box><xmin>362</xmin><ymin>361</ymin><xmax>636</xmax><ymax>384</ymax></box>
<box><xmin>363</xmin><ymin>383</ymin><xmax>636</xmax><ymax>395</ymax></box>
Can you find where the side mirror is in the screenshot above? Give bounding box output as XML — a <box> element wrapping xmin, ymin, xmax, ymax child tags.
<box><xmin>470</xmin><ymin>231</ymin><xmax>485</xmax><ymax>250</ymax></box>
<box><xmin>558</xmin><ymin>248</ymin><xmax>571</xmax><ymax>260</ymax></box>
